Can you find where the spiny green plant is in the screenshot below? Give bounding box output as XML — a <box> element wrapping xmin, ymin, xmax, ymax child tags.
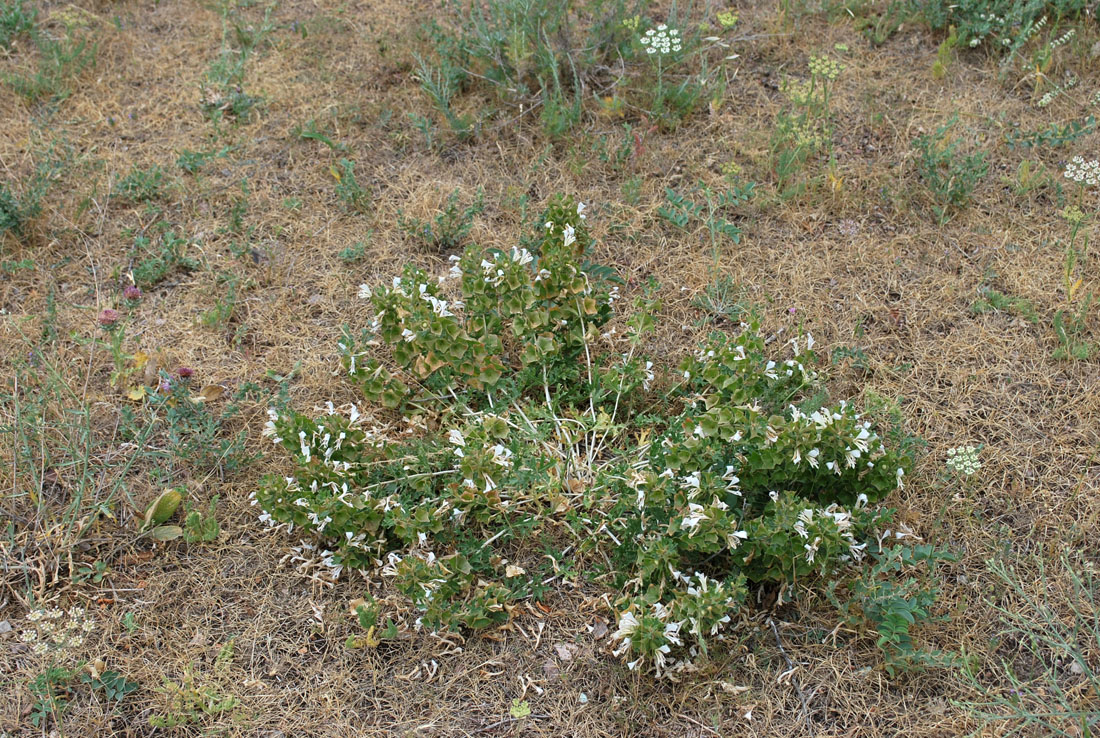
<box><xmin>149</xmin><ymin>641</ymin><xmax>241</xmax><ymax>727</ymax></box>
<box><xmin>398</xmin><ymin>188</ymin><xmax>484</xmax><ymax>251</ymax></box>
<box><xmin>1005</xmin><ymin>116</ymin><xmax>1096</xmax><ymax>150</ymax></box>
<box><xmin>658</xmin><ymin>180</ymin><xmax>756</xmax><ymax>265</ymax></box>
<box><xmin>913</xmin><ymin>115</ymin><xmax>988</xmax><ymax>224</ymax></box>
<box><xmin>332</xmin><ymin>158</ymin><xmax>371</xmax><ymax>214</ymax></box>
<box><xmin>970</xmin><ymin>287</ymin><xmax>1040</xmax><ymax>323</ymax></box>
<box><xmin>114</xmin><ymin>165</ymin><xmax>167</xmax><ymax>203</ymax></box>
<box><xmin>0</xmin><ymin>145</ymin><xmax>61</xmax><ymax>242</ymax></box>
<box><xmin>130</xmin><ymin>228</ymin><xmax>199</xmax><ymax>289</ymax></box>
<box><xmin>829</xmin><ymin>543</ymin><xmax>961</xmax><ymax>674</ymax></box>
<box><xmin>255</xmin><ymin>194</ymin><xmax>949</xmax><ymax>676</ymax></box>
<box><xmin>0</xmin><ymin>0</ymin><xmax>36</xmax><ymax>49</ymax></box>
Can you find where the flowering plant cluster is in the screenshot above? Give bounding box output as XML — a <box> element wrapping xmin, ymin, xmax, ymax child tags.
<box><xmin>255</xmin><ymin>196</ymin><xmax>935</xmax><ymax>675</ymax></box>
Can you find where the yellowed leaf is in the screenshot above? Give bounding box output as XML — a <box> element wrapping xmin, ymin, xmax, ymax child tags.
<box><xmin>126</xmin><ymin>385</ymin><xmax>147</xmax><ymax>401</ymax></box>
<box><xmin>191</xmin><ymin>384</ymin><xmax>225</xmax><ymax>402</ymax></box>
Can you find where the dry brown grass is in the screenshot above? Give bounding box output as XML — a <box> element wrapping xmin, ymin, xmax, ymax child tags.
<box><xmin>1</xmin><ymin>0</ymin><xmax>1098</xmax><ymax>735</ymax></box>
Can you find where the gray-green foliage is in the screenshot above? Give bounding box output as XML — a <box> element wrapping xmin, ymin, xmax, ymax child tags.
<box><xmin>416</xmin><ymin>0</ymin><xmax>642</xmax><ymax>136</ymax></box>
<box><xmin>962</xmin><ymin>555</ymin><xmax>1100</xmax><ymax>737</ymax></box>
<box><xmin>898</xmin><ymin>0</ymin><xmax>1087</xmax><ymax>48</ymax></box>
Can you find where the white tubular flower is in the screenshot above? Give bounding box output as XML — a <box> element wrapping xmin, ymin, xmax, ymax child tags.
<box><xmin>563</xmin><ymin>224</ymin><xmax>576</xmax><ymax>248</ymax></box>
<box><xmin>447</xmin><ymin>429</ymin><xmax>465</xmax><ymax>447</ymax></box>
<box><xmin>805</xmin><ymin>536</ymin><xmax>821</xmax><ymax>564</ymax></box>
<box><xmin>807</xmin><ymin>448</ymin><xmax>820</xmax><ymax>468</ymax></box>
<box><xmin>489</xmin><ymin>444</ymin><xmax>514</xmax><ymax>468</ymax></box>
<box><xmin>680</xmin><ymin>503</ymin><xmax>708</xmax><ymax>532</ymax></box>
<box><xmin>357</xmin><ymin>284</ymin><xmax>372</xmax><ymax>299</ymax></box>
<box><xmin>510</xmin><ymin>247</ymin><xmax>534</xmax><ymax>265</ymax></box>
<box><xmin>612</xmin><ymin>610</ymin><xmax>640</xmax><ymax>656</ymax></box>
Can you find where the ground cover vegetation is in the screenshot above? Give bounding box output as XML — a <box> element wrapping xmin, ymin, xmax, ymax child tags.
<box><xmin>0</xmin><ymin>0</ymin><xmax>1098</xmax><ymax>735</ymax></box>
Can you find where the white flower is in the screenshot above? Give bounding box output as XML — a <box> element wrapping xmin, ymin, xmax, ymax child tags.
<box><xmin>807</xmin><ymin>448</ymin><xmax>820</xmax><ymax>468</ymax></box>
<box><xmin>576</xmin><ymin>202</ymin><xmax>587</xmax><ymax>219</ymax></box>
<box><xmin>447</xmin><ymin>429</ymin><xmax>465</xmax><ymax>447</ymax></box>
<box><xmin>727</xmin><ymin>530</ymin><xmax>748</xmax><ymax>549</ymax></box>
<box><xmin>489</xmin><ymin>444</ymin><xmax>514</xmax><ymax>467</ymax></box>
<box><xmin>680</xmin><ymin>503</ymin><xmax>708</xmax><ymax>531</ymax></box>
<box><xmin>357</xmin><ymin>284</ymin><xmax>372</xmax><ymax>299</ymax></box>
<box><xmin>805</xmin><ymin>536</ymin><xmax>821</xmax><ymax>564</ymax></box>
<box><xmin>563</xmin><ymin>224</ymin><xmax>576</xmax><ymax>248</ymax></box>
<box><xmin>420</xmin><ymin>293</ymin><xmax>455</xmax><ymax>317</ymax></box>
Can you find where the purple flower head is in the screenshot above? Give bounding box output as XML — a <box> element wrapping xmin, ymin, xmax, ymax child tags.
<box><xmin>98</xmin><ymin>309</ymin><xmax>121</xmax><ymax>327</ymax></box>
<box><xmin>123</xmin><ymin>285</ymin><xmax>143</xmax><ymax>301</ymax></box>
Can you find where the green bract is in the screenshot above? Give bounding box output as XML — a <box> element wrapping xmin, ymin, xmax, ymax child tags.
<box><xmin>255</xmin><ymin>195</ymin><xmax>926</xmax><ymax>676</ymax></box>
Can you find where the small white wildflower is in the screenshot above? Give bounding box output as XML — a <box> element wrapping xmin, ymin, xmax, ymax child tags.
<box><xmin>680</xmin><ymin>503</ymin><xmax>708</xmax><ymax>532</ymax></box>
<box><xmin>563</xmin><ymin>224</ymin><xmax>576</xmax><ymax>248</ymax></box>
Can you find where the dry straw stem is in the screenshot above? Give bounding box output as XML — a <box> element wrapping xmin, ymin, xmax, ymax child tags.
<box><xmin>0</xmin><ymin>0</ymin><xmax>1098</xmax><ymax>735</ymax></box>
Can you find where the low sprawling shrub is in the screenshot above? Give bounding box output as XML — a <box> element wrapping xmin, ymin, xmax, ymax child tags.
<box><xmin>255</xmin><ymin>195</ymin><xmax>945</xmax><ymax>675</ymax></box>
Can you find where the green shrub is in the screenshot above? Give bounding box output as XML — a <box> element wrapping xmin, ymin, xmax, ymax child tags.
<box><xmin>255</xmin><ymin>195</ymin><xmax>943</xmax><ymax>675</ymax></box>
